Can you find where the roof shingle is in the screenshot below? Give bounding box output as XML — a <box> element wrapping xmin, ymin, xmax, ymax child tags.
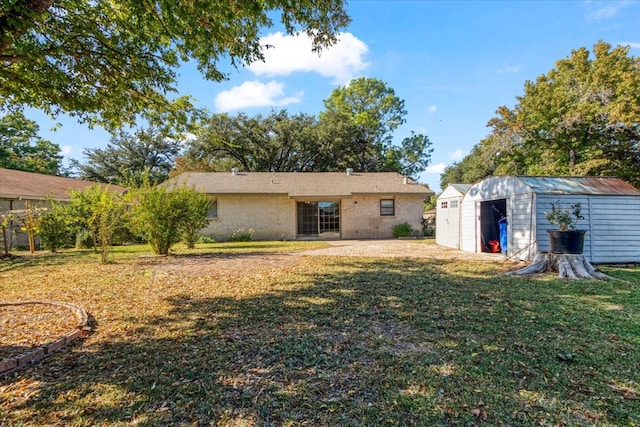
<box><xmin>166</xmin><ymin>171</ymin><xmax>433</xmax><ymax>197</ymax></box>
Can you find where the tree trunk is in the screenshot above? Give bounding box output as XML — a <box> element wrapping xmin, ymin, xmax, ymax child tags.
<box><xmin>505</xmin><ymin>251</ymin><xmax>612</xmax><ymax>280</ymax></box>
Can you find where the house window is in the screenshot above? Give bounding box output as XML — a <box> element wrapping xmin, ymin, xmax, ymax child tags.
<box><xmin>207</xmin><ymin>198</ymin><xmax>218</xmax><ymax>219</ymax></box>
<box><xmin>380</xmin><ymin>199</ymin><xmax>395</xmax><ymax>216</ymax></box>
<box><xmin>450</xmin><ymin>200</ymin><xmax>458</xmax><ymax>208</ymax></box>
<box><xmin>441</xmin><ymin>201</ymin><xmax>448</xmax><ymax>209</ymax></box>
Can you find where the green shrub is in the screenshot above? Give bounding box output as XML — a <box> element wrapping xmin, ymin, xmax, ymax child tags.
<box><xmin>230</xmin><ymin>228</ymin><xmax>254</xmax><ymax>242</ymax></box>
<box><xmin>392</xmin><ymin>222</ymin><xmax>413</xmax><ymax>238</ymax></box>
<box><xmin>197</xmin><ymin>235</ymin><xmax>216</xmax><ymax>244</ymax></box>
<box><xmin>129</xmin><ymin>183</ymin><xmax>210</xmax><ymax>255</ymax></box>
<box><xmin>38</xmin><ymin>200</ymin><xmax>73</xmax><ymax>252</ymax></box>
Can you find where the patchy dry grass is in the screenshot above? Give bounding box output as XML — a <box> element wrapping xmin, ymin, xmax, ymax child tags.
<box><xmin>1</xmin><ymin>243</ymin><xmax>639</xmax><ymax>426</ymax></box>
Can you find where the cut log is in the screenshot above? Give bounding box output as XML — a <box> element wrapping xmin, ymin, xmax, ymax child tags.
<box><xmin>505</xmin><ymin>251</ymin><xmax>612</xmax><ymax>280</ymax></box>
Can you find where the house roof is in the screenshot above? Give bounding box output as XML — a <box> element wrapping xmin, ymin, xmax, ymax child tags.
<box><xmin>166</xmin><ymin>171</ymin><xmax>433</xmax><ymax>198</ymax></box>
<box><xmin>516</xmin><ymin>176</ymin><xmax>640</xmax><ymax>196</ymax></box>
<box><xmin>0</xmin><ymin>168</ymin><xmax>126</xmax><ymax>201</ymax></box>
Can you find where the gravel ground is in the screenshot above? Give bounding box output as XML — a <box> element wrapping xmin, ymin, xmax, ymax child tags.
<box><xmin>298</xmin><ymin>239</ymin><xmax>505</xmax><ymax>261</ymax></box>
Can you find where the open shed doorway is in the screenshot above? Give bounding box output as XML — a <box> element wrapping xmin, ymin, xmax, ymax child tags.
<box><xmin>479</xmin><ymin>199</ymin><xmax>507</xmax><ymax>253</ymax></box>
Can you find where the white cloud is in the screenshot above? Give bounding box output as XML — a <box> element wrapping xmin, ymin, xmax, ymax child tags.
<box><xmin>60</xmin><ymin>145</ymin><xmax>73</xmax><ymax>155</ymax></box>
<box><xmin>425</xmin><ymin>163</ymin><xmax>446</xmax><ymax>174</ymax></box>
<box><xmin>428</xmin><ymin>105</ymin><xmax>437</xmax><ymax>114</ymax></box>
<box><xmin>249</xmin><ymin>32</ymin><xmax>370</xmax><ymax>84</ymax></box>
<box><xmin>619</xmin><ymin>41</ymin><xmax>640</xmax><ymax>49</ymax></box>
<box><xmin>586</xmin><ymin>0</ymin><xmax>633</xmax><ymax>21</ymax></box>
<box><xmin>214</xmin><ymin>80</ymin><xmax>302</xmax><ymax>112</ymax></box>
<box><xmin>498</xmin><ymin>65</ymin><xmax>522</xmax><ymax>74</ymax></box>
<box><xmin>449</xmin><ymin>149</ymin><xmax>466</xmax><ymax>161</ymax></box>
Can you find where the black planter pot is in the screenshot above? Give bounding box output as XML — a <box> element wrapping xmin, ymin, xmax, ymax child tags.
<box><xmin>547</xmin><ymin>230</ymin><xmax>586</xmax><ymax>254</ymax></box>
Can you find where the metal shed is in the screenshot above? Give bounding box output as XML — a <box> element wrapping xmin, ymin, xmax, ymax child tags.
<box><xmin>436</xmin><ymin>183</ymin><xmax>471</xmax><ymax>249</ymax></box>
<box><xmin>456</xmin><ymin>176</ymin><xmax>640</xmax><ymax>263</ymax></box>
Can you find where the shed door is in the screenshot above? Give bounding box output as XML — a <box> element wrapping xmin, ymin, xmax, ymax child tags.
<box><xmin>440</xmin><ymin>198</ymin><xmax>460</xmax><ymax>248</ymax></box>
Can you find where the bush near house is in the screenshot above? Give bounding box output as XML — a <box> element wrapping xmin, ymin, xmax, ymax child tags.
<box><xmin>392</xmin><ymin>222</ymin><xmax>413</xmax><ymax>237</ymax></box>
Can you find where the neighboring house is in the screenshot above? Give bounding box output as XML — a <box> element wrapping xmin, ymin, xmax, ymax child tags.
<box><xmin>165</xmin><ymin>170</ymin><xmax>433</xmax><ymax>241</ymax></box>
<box><xmin>436</xmin><ymin>175</ymin><xmax>640</xmax><ymax>263</ymax></box>
<box><xmin>0</xmin><ymin>168</ymin><xmax>125</xmax><ymax>249</ymax></box>
<box><xmin>435</xmin><ymin>183</ymin><xmax>471</xmax><ymax>249</ymax></box>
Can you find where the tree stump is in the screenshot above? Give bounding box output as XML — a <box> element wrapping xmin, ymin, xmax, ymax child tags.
<box><xmin>505</xmin><ymin>251</ymin><xmax>612</xmax><ymax>280</ymax></box>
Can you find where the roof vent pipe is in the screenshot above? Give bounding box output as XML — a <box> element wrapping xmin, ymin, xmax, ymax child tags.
<box><xmin>404</xmin><ymin>176</ymin><xmax>408</xmax><ymax>184</ymax></box>
<box><xmin>231</xmin><ymin>167</ymin><xmax>238</xmax><ymax>175</ymax></box>
<box><xmin>346</xmin><ymin>168</ymin><xmax>353</xmax><ymax>176</ymax></box>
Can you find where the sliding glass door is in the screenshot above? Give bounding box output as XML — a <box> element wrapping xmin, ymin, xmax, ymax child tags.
<box><xmin>297</xmin><ymin>201</ymin><xmax>340</xmax><ymax>237</ymax></box>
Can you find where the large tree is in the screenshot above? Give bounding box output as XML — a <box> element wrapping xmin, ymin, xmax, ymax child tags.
<box><xmin>72</xmin><ymin>127</ymin><xmax>182</xmax><ymax>186</ymax></box>
<box><xmin>0</xmin><ymin>111</ymin><xmax>63</xmax><ymax>174</ymax></box>
<box><xmin>442</xmin><ymin>41</ymin><xmax>640</xmax><ymax>188</ymax></box>
<box><xmin>185</xmin><ymin>110</ymin><xmax>327</xmax><ymax>173</ymax></box>
<box><xmin>319</xmin><ymin>77</ymin><xmax>408</xmax><ymax>171</ymax></box>
<box><xmin>0</xmin><ymin>0</ymin><xmax>350</xmax><ymax>131</ymax></box>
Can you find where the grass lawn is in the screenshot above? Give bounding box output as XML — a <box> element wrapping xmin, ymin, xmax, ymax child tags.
<box><xmin>1</xmin><ymin>243</ymin><xmax>639</xmax><ymax>426</ymax></box>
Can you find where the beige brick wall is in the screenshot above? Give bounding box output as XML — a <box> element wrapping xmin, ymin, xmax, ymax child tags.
<box><xmin>201</xmin><ymin>195</ymin><xmax>297</xmax><ymax>241</ymax></box>
<box><xmin>342</xmin><ymin>195</ymin><xmax>424</xmax><ymax>239</ymax></box>
<box><xmin>201</xmin><ymin>194</ymin><xmax>424</xmax><ymax>241</ymax></box>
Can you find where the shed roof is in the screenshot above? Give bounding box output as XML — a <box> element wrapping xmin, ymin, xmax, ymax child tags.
<box><xmin>0</xmin><ymin>168</ymin><xmax>125</xmax><ymax>201</ymax></box>
<box><xmin>516</xmin><ymin>176</ymin><xmax>640</xmax><ymax>196</ymax></box>
<box><xmin>166</xmin><ymin>171</ymin><xmax>433</xmax><ymax>198</ymax></box>
<box><xmin>450</xmin><ymin>183</ymin><xmax>472</xmax><ymax>194</ymax></box>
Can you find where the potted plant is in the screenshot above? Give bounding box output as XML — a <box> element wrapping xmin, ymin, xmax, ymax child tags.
<box><xmin>545</xmin><ymin>202</ymin><xmax>586</xmax><ymax>254</ymax></box>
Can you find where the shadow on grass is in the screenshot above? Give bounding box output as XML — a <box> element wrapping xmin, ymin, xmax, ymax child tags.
<box><xmin>2</xmin><ymin>257</ymin><xmax>639</xmax><ymax>425</ymax></box>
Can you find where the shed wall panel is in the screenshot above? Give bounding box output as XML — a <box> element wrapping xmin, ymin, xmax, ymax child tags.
<box><xmin>536</xmin><ymin>195</ymin><xmax>593</xmax><ymax>261</ymax></box>
<box><xmin>508</xmin><ymin>193</ymin><xmax>536</xmax><ymax>260</ymax></box>
<box><xmin>589</xmin><ymin>196</ymin><xmax>640</xmax><ymax>263</ymax></box>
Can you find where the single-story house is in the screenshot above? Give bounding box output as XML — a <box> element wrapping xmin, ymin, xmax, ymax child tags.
<box><xmin>0</xmin><ymin>168</ymin><xmax>125</xmax><ymax>248</ymax></box>
<box><xmin>436</xmin><ymin>176</ymin><xmax>640</xmax><ymax>264</ymax></box>
<box><xmin>165</xmin><ymin>170</ymin><xmax>433</xmax><ymax>241</ymax></box>
<box><xmin>435</xmin><ymin>183</ymin><xmax>471</xmax><ymax>249</ymax></box>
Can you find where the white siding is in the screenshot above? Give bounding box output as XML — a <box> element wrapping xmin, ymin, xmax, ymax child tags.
<box><xmin>590</xmin><ymin>196</ymin><xmax>640</xmax><ymax>263</ymax></box>
<box><xmin>508</xmin><ymin>193</ymin><xmax>536</xmax><ymax>260</ymax></box>
<box><xmin>459</xmin><ymin>198</ymin><xmax>477</xmax><ymax>253</ymax></box>
<box><xmin>535</xmin><ymin>195</ymin><xmax>592</xmax><ymax>261</ymax></box>
<box><xmin>453</xmin><ymin>176</ymin><xmax>640</xmax><ymax>263</ymax></box>
<box><xmin>460</xmin><ymin>176</ymin><xmax>535</xmax><ymax>256</ymax></box>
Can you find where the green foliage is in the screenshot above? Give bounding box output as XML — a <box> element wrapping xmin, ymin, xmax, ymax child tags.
<box><xmin>186</xmin><ymin>110</ymin><xmax>325</xmax><ymax>173</ymax></box>
<box><xmin>181</xmin><ymin>194</ymin><xmax>212</xmax><ymax>249</ymax></box>
<box><xmin>320</xmin><ymin>77</ymin><xmax>408</xmax><ymax>171</ymax></box>
<box><xmin>196</xmin><ymin>235</ymin><xmax>216</xmax><ymax>244</ymax></box>
<box><xmin>38</xmin><ymin>199</ymin><xmax>72</xmax><ymax>252</ymax></box>
<box><xmin>72</xmin><ymin>127</ymin><xmax>183</xmax><ymax>186</ymax></box>
<box><xmin>392</xmin><ymin>222</ymin><xmax>413</xmax><ymax>238</ymax></box>
<box><xmin>230</xmin><ymin>228</ymin><xmax>255</xmax><ymax>242</ymax></box>
<box><xmin>68</xmin><ymin>185</ymin><xmax>128</xmax><ymax>263</ymax></box>
<box><xmin>545</xmin><ymin>202</ymin><xmax>584</xmax><ymax>231</ymax></box>
<box><xmin>129</xmin><ymin>183</ymin><xmax>210</xmax><ymax>255</ymax></box>
<box><xmin>0</xmin><ymin>1</ymin><xmax>349</xmax><ymax>131</ymax></box>
<box><xmin>0</xmin><ymin>111</ymin><xmax>63</xmax><ymax>175</ymax></box>
<box><xmin>185</xmin><ymin>84</ymin><xmax>433</xmax><ymax>178</ymax></box>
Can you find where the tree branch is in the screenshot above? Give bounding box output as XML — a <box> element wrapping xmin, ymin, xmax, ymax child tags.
<box><xmin>0</xmin><ymin>0</ymin><xmax>55</xmax><ymax>55</ymax></box>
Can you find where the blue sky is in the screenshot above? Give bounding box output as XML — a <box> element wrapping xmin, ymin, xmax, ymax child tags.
<box><xmin>26</xmin><ymin>0</ymin><xmax>640</xmax><ymax>192</ymax></box>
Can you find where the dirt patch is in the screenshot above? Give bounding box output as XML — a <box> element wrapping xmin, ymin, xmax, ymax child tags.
<box><xmin>135</xmin><ymin>252</ymin><xmax>303</xmax><ymax>278</ymax></box>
